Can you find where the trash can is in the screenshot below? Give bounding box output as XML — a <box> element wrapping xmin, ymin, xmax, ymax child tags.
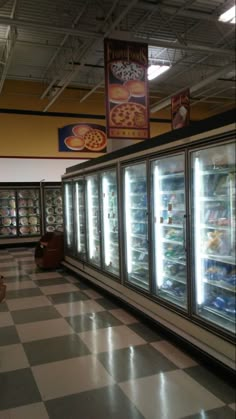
<box><xmin>35</xmin><ymin>231</ymin><xmax>64</xmax><ymax>269</ymax></box>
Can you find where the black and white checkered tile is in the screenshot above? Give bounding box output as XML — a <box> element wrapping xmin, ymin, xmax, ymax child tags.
<box><xmin>0</xmin><ymin>248</ymin><xmax>235</xmax><ymax>419</ymax></box>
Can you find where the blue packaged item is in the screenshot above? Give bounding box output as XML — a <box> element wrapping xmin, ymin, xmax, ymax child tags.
<box><xmin>213</xmin><ymin>296</ymin><xmax>227</xmax><ymax>310</ymax></box>
<box><xmin>224</xmin><ymin>274</ymin><xmax>236</xmax><ymax>286</ymax></box>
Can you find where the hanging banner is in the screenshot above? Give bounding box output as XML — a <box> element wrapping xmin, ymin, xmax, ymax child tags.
<box><xmin>104</xmin><ymin>38</ymin><xmax>149</xmax><ymax>140</ymax></box>
<box><xmin>58</xmin><ymin>123</ymin><xmax>107</xmax><ymax>153</ymax></box>
<box><xmin>171</xmin><ymin>89</ymin><xmax>190</xmax><ymax>130</ymax></box>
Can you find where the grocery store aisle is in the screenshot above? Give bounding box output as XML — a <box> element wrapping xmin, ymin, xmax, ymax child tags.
<box><xmin>0</xmin><ymin>248</ymin><xmax>235</xmax><ymax>419</ymax></box>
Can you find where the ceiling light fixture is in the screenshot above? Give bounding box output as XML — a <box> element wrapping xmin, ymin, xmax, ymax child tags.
<box><xmin>147</xmin><ymin>65</ymin><xmax>170</xmax><ymax>81</ymax></box>
<box><xmin>218</xmin><ymin>5</ymin><xmax>236</xmax><ymax>23</ymax></box>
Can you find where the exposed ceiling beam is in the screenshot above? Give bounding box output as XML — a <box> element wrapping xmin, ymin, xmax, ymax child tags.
<box><xmin>138</xmin><ymin>1</ymin><xmax>226</xmax><ymax>23</ymax></box>
<box><xmin>80</xmin><ymin>80</ymin><xmax>104</xmax><ymax>103</ymax></box>
<box><xmin>150</xmin><ymin>63</ymin><xmax>235</xmax><ymax>113</ymax></box>
<box><xmin>40</xmin><ymin>3</ymin><xmax>89</xmax><ymax>99</ymax></box>
<box><xmin>0</xmin><ymin>0</ymin><xmax>17</xmax><ymax>94</ymax></box>
<box><xmin>0</xmin><ymin>16</ymin><xmax>98</xmax><ymax>38</ymax></box>
<box><xmin>43</xmin><ymin>0</ymin><xmax>139</xmax><ymax>112</ymax></box>
<box><xmin>111</xmin><ymin>30</ymin><xmax>234</xmax><ymax>57</ymax></box>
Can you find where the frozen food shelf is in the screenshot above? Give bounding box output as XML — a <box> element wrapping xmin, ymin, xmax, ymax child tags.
<box><xmin>200</xmin><ymin>168</ymin><xmax>236</xmax><ymax>175</ymax></box>
<box><xmin>130</xmin><ymin>193</ymin><xmax>146</xmax><ymax>197</ymax></box>
<box><xmin>160</xmin><ymin>190</ymin><xmax>185</xmax><ymax>194</ymax></box>
<box><xmin>128</xmin><ymin>275</ymin><xmax>149</xmax><ymax>288</ymax></box>
<box><xmin>161</xmin><ymin>223</ymin><xmax>183</xmax><ymax>229</ymax></box>
<box><xmin>203</xmin><ymin>306</ymin><xmax>236</xmax><ymax>324</ymax></box>
<box><xmin>161</xmin><ymin>238</ymin><xmax>183</xmax><ymax>245</ymax></box>
<box><xmin>201</xmin><ymin>254</ymin><xmax>236</xmax><ymax>265</ymax></box>
<box><xmin>131</xmin><ymin>220</ymin><xmax>148</xmax><ymax>224</ymax></box>
<box><xmin>131</xmin><ymin>248</ymin><xmax>148</xmax><ymax>253</ymax></box>
<box><xmin>131</xmin><ymin>207</ymin><xmax>147</xmax><ymax>210</ymax></box>
<box><xmin>162</xmin><ymin>256</ymin><xmax>186</xmax><ymax>265</ymax></box>
<box><xmin>200</xmin><ymin>224</ymin><xmax>231</xmax><ymax>230</ymax></box>
<box><xmin>160</xmin><ymin>206</ymin><xmax>185</xmax><ymax>211</ymax></box>
<box><xmin>203</xmin><ymin>279</ymin><xmax>236</xmax><ymax>293</ymax></box>
<box><xmin>163</xmin><ymin>274</ymin><xmax>186</xmax><ymax>284</ymax></box>
<box><xmin>200</xmin><ymin>196</ymin><xmax>227</xmax><ymax>202</ymax></box>
<box><xmin>132</xmin><ymin>262</ymin><xmax>148</xmax><ymax>268</ymax></box>
<box><xmin>159</xmin><ymin>172</ymin><xmax>184</xmax><ymax>179</ymax></box>
<box><xmin>131</xmin><ymin>233</ymin><xmax>147</xmax><ymax>239</ymax></box>
<box><xmin>159</xmin><ymin>288</ymin><xmax>186</xmax><ymax>303</ymax></box>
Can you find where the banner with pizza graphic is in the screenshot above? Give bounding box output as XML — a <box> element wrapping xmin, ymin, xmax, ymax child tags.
<box><xmin>104</xmin><ymin>38</ymin><xmax>149</xmax><ymax>140</ymax></box>
<box><xmin>171</xmin><ymin>89</ymin><xmax>190</xmax><ymax>130</ymax></box>
<box><xmin>58</xmin><ymin>123</ymin><xmax>107</xmax><ymax>153</ymax></box>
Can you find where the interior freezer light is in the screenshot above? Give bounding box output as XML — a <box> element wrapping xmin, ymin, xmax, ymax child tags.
<box><xmin>75</xmin><ymin>183</ymin><xmax>81</xmax><ymax>252</ymax></box>
<box><xmin>219</xmin><ymin>5</ymin><xmax>236</xmax><ymax>23</ymax></box>
<box><xmin>125</xmin><ymin>170</ymin><xmax>132</xmax><ymax>274</ymax></box>
<box><xmin>194</xmin><ymin>156</ymin><xmax>204</xmax><ymax>305</ymax></box>
<box><xmin>65</xmin><ymin>184</ymin><xmax>71</xmax><ymax>246</ymax></box>
<box><xmin>154</xmin><ymin>164</ymin><xmax>164</xmax><ymax>287</ymax></box>
<box><xmin>87</xmin><ymin>179</ymin><xmax>94</xmax><ymax>259</ymax></box>
<box><xmin>102</xmin><ymin>176</ymin><xmax>111</xmax><ymax>266</ymax></box>
<box><xmin>148</xmin><ymin>65</ymin><xmax>170</xmax><ymax>80</ymax></box>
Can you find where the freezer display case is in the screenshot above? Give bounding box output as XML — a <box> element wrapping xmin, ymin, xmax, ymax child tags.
<box><xmin>64</xmin><ymin>181</ymin><xmax>74</xmax><ymax>254</ymax></box>
<box><xmin>191</xmin><ymin>142</ymin><xmax>236</xmax><ymax>333</ymax></box>
<box><xmin>151</xmin><ymin>153</ymin><xmax>187</xmax><ymax>309</ymax></box>
<box><xmin>44</xmin><ymin>187</ymin><xmax>63</xmax><ymax>233</ymax></box>
<box><xmin>62</xmin><ymin>110</ymin><xmax>236</xmax><ymax>371</ymax></box>
<box><xmin>74</xmin><ymin>178</ymin><xmax>86</xmax><ymax>260</ymax></box>
<box><xmin>101</xmin><ymin>169</ymin><xmax>120</xmax><ymax>277</ymax></box>
<box><xmin>86</xmin><ymin>174</ymin><xmax>101</xmax><ymax>267</ymax></box>
<box><xmin>0</xmin><ymin>189</ymin><xmax>17</xmax><ymax>238</ymax></box>
<box><xmin>123</xmin><ymin>162</ymin><xmax>149</xmax><ymax>290</ymax></box>
<box><xmin>0</xmin><ymin>183</ymin><xmax>63</xmax><ymax>244</ymax></box>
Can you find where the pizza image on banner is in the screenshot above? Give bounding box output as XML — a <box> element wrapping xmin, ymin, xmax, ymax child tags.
<box><xmin>104</xmin><ymin>38</ymin><xmax>149</xmax><ymax>140</ymax></box>
<box><xmin>58</xmin><ymin>123</ymin><xmax>107</xmax><ymax>153</ymax></box>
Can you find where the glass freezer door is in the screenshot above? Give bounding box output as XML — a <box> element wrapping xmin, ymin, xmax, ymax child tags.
<box><xmin>74</xmin><ymin>178</ymin><xmax>86</xmax><ymax>261</ymax></box>
<box><xmin>64</xmin><ymin>181</ymin><xmax>74</xmax><ymax>255</ymax></box>
<box><xmin>101</xmin><ymin>169</ymin><xmax>120</xmax><ymax>277</ymax></box>
<box><xmin>123</xmin><ymin>162</ymin><xmax>149</xmax><ymax>290</ymax></box>
<box><xmin>151</xmin><ymin>154</ymin><xmax>187</xmax><ymax>309</ymax></box>
<box><xmin>86</xmin><ymin>174</ymin><xmax>101</xmax><ymax>267</ymax></box>
<box><xmin>44</xmin><ymin>188</ymin><xmax>63</xmax><ymax>233</ymax></box>
<box><xmin>0</xmin><ymin>189</ymin><xmax>17</xmax><ymax>238</ymax></box>
<box><xmin>191</xmin><ymin>142</ymin><xmax>235</xmax><ymax>334</ymax></box>
<box><xmin>17</xmin><ymin>189</ymin><xmax>41</xmax><ymax>237</ymax></box>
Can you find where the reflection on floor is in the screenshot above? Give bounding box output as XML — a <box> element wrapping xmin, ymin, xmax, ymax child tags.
<box><xmin>0</xmin><ymin>247</ymin><xmax>235</xmax><ymax>419</ymax></box>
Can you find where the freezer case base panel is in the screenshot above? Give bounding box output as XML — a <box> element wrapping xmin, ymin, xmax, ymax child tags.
<box><xmin>63</xmin><ymin>256</ymin><xmax>236</xmax><ymax>373</ymax></box>
<box><xmin>0</xmin><ymin>236</ymin><xmax>40</xmax><ymax>246</ymax></box>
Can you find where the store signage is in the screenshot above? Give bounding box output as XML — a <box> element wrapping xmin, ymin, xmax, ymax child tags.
<box><xmin>58</xmin><ymin>123</ymin><xmax>107</xmax><ymax>153</ymax></box>
<box><xmin>104</xmin><ymin>38</ymin><xmax>149</xmax><ymax>140</ymax></box>
<box><xmin>171</xmin><ymin>89</ymin><xmax>190</xmax><ymax>130</ymax></box>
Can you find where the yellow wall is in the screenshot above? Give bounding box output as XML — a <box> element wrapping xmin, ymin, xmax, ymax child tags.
<box><xmin>0</xmin><ymin>80</ymin><xmax>171</xmax><ymax>158</ymax></box>
<box><xmin>0</xmin><ymin>113</ymin><xmax>107</xmax><ymax>159</ymax></box>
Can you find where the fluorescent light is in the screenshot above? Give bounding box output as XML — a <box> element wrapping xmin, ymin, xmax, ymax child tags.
<box><xmin>194</xmin><ymin>156</ymin><xmax>204</xmax><ymax>305</ymax></box>
<box><xmin>87</xmin><ymin>178</ymin><xmax>94</xmax><ymax>259</ymax></box>
<box><xmin>219</xmin><ymin>5</ymin><xmax>236</xmax><ymax>23</ymax></box>
<box><xmin>154</xmin><ymin>164</ymin><xmax>164</xmax><ymax>288</ymax></box>
<box><xmin>75</xmin><ymin>183</ymin><xmax>81</xmax><ymax>252</ymax></box>
<box><xmin>148</xmin><ymin>65</ymin><xmax>170</xmax><ymax>80</ymax></box>
<box><xmin>125</xmin><ymin>170</ymin><xmax>132</xmax><ymax>274</ymax></box>
<box><xmin>65</xmin><ymin>184</ymin><xmax>71</xmax><ymax>246</ymax></box>
<box><xmin>102</xmin><ymin>176</ymin><xmax>110</xmax><ymax>267</ymax></box>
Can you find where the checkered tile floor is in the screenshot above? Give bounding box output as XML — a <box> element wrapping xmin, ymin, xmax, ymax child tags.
<box><xmin>0</xmin><ymin>248</ymin><xmax>235</xmax><ymax>419</ymax></box>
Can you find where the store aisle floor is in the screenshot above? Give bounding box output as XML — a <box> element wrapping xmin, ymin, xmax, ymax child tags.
<box><xmin>0</xmin><ymin>248</ymin><xmax>235</xmax><ymax>419</ymax></box>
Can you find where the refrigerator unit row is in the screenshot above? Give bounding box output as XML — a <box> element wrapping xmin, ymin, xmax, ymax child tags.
<box><xmin>0</xmin><ymin>182</ymin><xmax>63</xmax><ymax>245</ymax></box>
<box><xmin>62</xmin><ymin>110</ymin><xmax>235</xmax><ymax>371</ymax></box>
